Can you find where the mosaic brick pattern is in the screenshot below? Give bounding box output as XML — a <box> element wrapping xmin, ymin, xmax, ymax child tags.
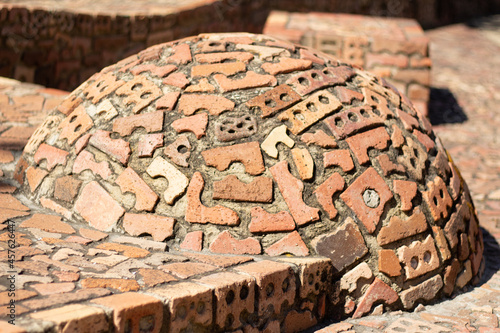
<box><xmin>264</xmin><ymin>11</ymin><xmax>432</xmax><ymax>116</ymax></box>
<box><xmin>13</xmin><ymin>33</ymin><xmax>483</xmax><ymax>323</ymax></box>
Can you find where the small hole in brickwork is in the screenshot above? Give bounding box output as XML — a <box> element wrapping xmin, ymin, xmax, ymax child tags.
<box><xmin>433</xmin><ymin>196</ymin><xmax>438</xmax><ymax>206</ymax></box>
<box><xmin>392</xmin><ymin>327</ymin><xmax>406</xmax><ymax>332</ymax></box>
<box><xmin>124</xmin><ymin>319</ymin><xmax>132</xmax><ymax>333</ymax></box>
<box><xmin>266</xmin><ymin>283</ymin><xmax>274</xmax><ymax>297</ymax></box>
<box><xmin>410</xmin><ymin>257</ymin><xmax>419</xmax><ymax>269</ymax></box>
<box><xmin>280</xmin><ymin>93</ymin><xmax>291</xmax><ymax>101</ymax></box>
<box><xmin>373</xmin><ymin>108</ymin><xmax>381</xmax><ymax>116</ymax></box>
<box><xmin>410</xmin><ymin>157</ymin><xmax>417</xmax><ymax>169</ymax></box>
<box><xmin>315</xmin><ymin>282</ymin><xmax>320</xmax><ymax>291</ymax></box>
<box><xmin>225</xmin><ymin>314</ymin><xmax>234</xmax><ymax>328</ymax></box>
<box><xmin>423</xmin><ymin>251</ymin><xmax>431</xmax><ymax>263</ymax></box>
<box><xmin>348</xmin><ymin>112</ymin><xmax>358</xmax><ymax>122</ymax></box>
<box><xmin>308</xmin><ymin>273</ymin><xmax>314</xmax><ymax>285</ymax></box>
<box><xmin>141</xmin><ymin>92</ymin><xmax>152</xmax><ymax>100</ymax></box>
<box><xmin>177</xmin><ymin>145</ymin><xmax>188</xmax><ymax>154</ymax></box>
<box><xmin>265</xmin><ymin>99</ymin><xmax>276</xmax><ymax>107</ymax></box>
<box><xmin>311</xmin><ymin>72</ymin><xmax>322</xmax><ymax>81</ymax></box>
<box><xmin>240</xmin><ymin>285</ymin><xmax>249</xmax><ymax>300</ymax></box>
<box><xmin>74</xmin><ymin>125</ymin><xmax>82</xmax><ymax>132</ymax></box>
<box><xmin>209</xmin><ymin>41</ymin><xmax>221</xmax><ymax>47</ymax></box>
<box><xmin>177</xmin><ymin>305</ymin><xmax>187</xmax><ymax>319</ymax></box>
<box><xmin>335</xmin><ymin>117</ymin><xmax>344</xmax><ymax>128</ymax></box>
<box><xmin>372</xmin><ymin>95</ymin><xmax>380</xmax><ymax>104</ymax></box>
<box><xmin>321</xmin><ymin>270</ymin><xmax>328</xmax><ymax>282</ymax></box>
<box><xmin>360</xmin><ymin>108</ymin><xmax>369</xmax><ymax>118</ymax></box>
<box><xmin>236</xmin><ymin>122</ymin><xmax>243</xmax><ymax>128</ymax></box>
<box><xmin>363</xmin><ymin>189</ymin><xmax>380</xmax><ymax>208</ymax></box>
<box><xmin>69</xmin><ymin>115</ymin><xmax>78</xmax><ymax>123</ymax></box>
<box><xmin>245</xmin><ymin>116</ymin><xmax>251</xmax><ymax>121</ymax></box>
<box><xmin>282</xmin><ymin>278</ymin><xmax>290</xmax><ymax>292</ymax></box>
<box><xmin>226</xmin><ymin>289</ymin><xmax>235</xmax><ymax>305</ymax></box>
<box><xmin>228</xmin><ymin>129</ymin><xmax>235</xmax><ymax>134</ymax></box>
<box><xmin>293</xmin><ymin>111</ymin><xmax>305</xmax><ymax>121</ymax></box>
<box><xmin>307</xmin><ymin>102</ymin><xmax>317</xmax><ymax>112</ymax></box>
<box><xmin>139</xmin><ymin>315</ymin><xmax>155</xmax><ymax>333</ymax></box>
<box><xmin>248</xmin><ymin>126</ymin><xmax>254</xmax><ymax>131</ymax></box>
<box><xmin>439</xmin><ymin>189</ymin><xmax>444</xmax><ymax>198</ymax></box>
<box><xmin>196</xmin><ymin>301</ymin><xmax>205</xmax><ymax>314</ymax></box>
<box><xmin>132</xmin><ymin>83</ymin><xmax>143</xmax><ymax>91</ymax></box>
<box><xmin>298</xmin><ymin>77</ymin><xmax>309</xmax><ymax>86</ymax></box>
<box><xmin>319</xmin><ymin>95</ymin><xmax>329</xmax><ymax>104</ymax></box>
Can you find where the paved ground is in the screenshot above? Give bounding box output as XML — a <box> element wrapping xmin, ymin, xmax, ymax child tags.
<box><xmin>309</xmin><ymin>17</ymin><xmax>500</xmax><ymax>333</ymax></box>
<box><xmin>0</xmin><ymin>16</ymin><xmax>498</xmax><ymax>333</ymax></box>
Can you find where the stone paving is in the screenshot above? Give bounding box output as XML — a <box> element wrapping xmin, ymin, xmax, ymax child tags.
<box><xmin>0</xmin><ymin>15</ymin><xmax>498</xmax><ymax>333</ymax></box>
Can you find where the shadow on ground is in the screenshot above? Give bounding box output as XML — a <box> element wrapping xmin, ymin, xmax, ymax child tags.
<box><xmin>479</xmin><ymin>227</ymin><xmax>500</xmax><ymax>285</ymax></box>
<box><xmin>428</xmin><ymin>87</ymin><xmax>468</xmax><ymax>125</ymax></box>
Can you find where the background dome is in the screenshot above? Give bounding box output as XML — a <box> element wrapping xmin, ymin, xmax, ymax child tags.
<box><xmin>17</xmin><ymin>32</ymin><xmax>483</xmax><ymax>317</ymax></box>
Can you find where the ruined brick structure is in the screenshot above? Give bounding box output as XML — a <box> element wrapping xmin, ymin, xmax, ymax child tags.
<box><xmin>14</xmin><ymin>33</ymin><xmax>484</xmax><ymax>329</ymax></box>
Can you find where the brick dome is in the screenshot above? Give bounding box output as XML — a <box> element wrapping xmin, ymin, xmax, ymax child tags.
<box><xmin>17</xmin><ymin>33</ymin><xmax>483</xmax><ymax>317</ymax></box>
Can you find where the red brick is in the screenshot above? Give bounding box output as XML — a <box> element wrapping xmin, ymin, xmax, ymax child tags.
<box><xmin>191</xmin><ymin>61</ymin><xmax>246</xmax><ymax>77</ymax></box>
<box><xmin>178</xmin><ymin>94</ymin><xmax>234</xmax><ymax>116</ymax></box>
<box><xmin>34</xmin><ymin>143</ymin><xmax>69</xmax><ymax>171</ymax></box>
<box><xmin>115</xmin><ymin>75</ymin><xmax>162</xmax><ymax>114</ymax></box>
<box><xmin>21</xmin><ymin>288</ymin><xmax>111</xmax><ymax>312</ymax></box>
<box><xmin>400</xmin><ymin>274</ymin><xmax>443</xmax><ymax>309</ymax></box>
<box><xmin>112</xmin><ymin>110</ymin><xmax>164</xmax><ymax>136</ymax></box>
<box><xmin>183</xmin><ymin>252</ymin><xmax>253</xmax><ymax>268</ymax></box>
<box><xmin>234</xmin><ymin>260</ymin><xmax>296</xmax><ymax>316</ymax></box>
<box><xmin>397</xmin><ymin>234</ymin><xmax>440</xmax><ymax>280</ymax></box>
<box><xmin>137</xmin><ymin>133</ymin><xmax>164</xmax><ymax>157</ymax></box>
<box><xmin>265</xmin><ymin>231</ymin><xmax>309</xmax><ymax>256</ymax></box>
<box><xmin>312</xmin><ymin>218</ymin><xmax>368</xmax><ymax>272</ymax></box>
<box><xmin>213</xmin><ymin>175</ymin><xmax>272</xmax><ymax>203</ymax></box>
<box><xmin>314</xmin><ymin>172</ymin><xmax>345</xmax><ymax>220</ymax></box>
<box><xmin>352</xmin><ymin>277</ymin><xmax>399</xmax><ymax>318</ymax></box>
<box><xmin>163</xmin><ymin>134</ymin><xmax>191</xmax><ymax>167</ymax></box>
<box><xmin>185</xmin><ymin>172</ymin><xmax>240</xmax><ymax>226</ymax></box>
<box><xmin>160</xmin><ymin>262</ymin><xmax>217</xmax><ymax>279</ymax></box>
<box><xmin>180</xmin><ymin>231</ymin><xmax>203</xmax><ymax>251</ymax></box>
<box><xmin>340</xmin><ymin>167</ymin><xmax>393</xmax><ymax>233</ymax></box>
<box><xmin>385</xmin><ymin>318</ymin><xmax>450</xmax><ymax>333</ymax></box>
<box><xmin>283</xmin><ymin>310</ymin><xmax>318</xmax><ymax>333</ymax></box>
<box><xmin>138</xmin><ymin>268</ymin><xmax>177</xmax><ymax>287</ymax></box>
<box><xmin>29</xmin><ymin>304</ymin><xmax>108</xmax><ymax>333</ymax></box>
<box><xmin>286</xmin><ymin>66</ymin><xmax>354</xmax><ymax>96</ymax></box>
<box><xmin>130</xmin><ymin>63</ymin><xmax>176</xmax><ymax>77</ymax></box>
<box><xmin>279</xmin><ymin>90</ymin><xmax>342</xmax><ymax>135</ymax></box>
<box><xmin>25</xmin><ymin>166</ymin><xmax>48</xmax><ymax>192</ymax></box>
<box><xmin>378</xmin><ymin>249</ymin><xmax>402</xmax><ymax>277</ymax></box>
<box><xmin>323</xmin><ymin>103</ymin><xmax>385</xmax><ymax>139</ymax></box>
<box><xmin>449</xmin><ymin>163</ymin><xmax>461</xmax><ymax>201</ymax></box>
<box><xmin>391</xmin><ymin>124</ymin><xmax>405</xmax><ymax>148</ymax></box>
<box><xmin>376</xmin><ymin>154</ymin><xmax>405</xmax><ymax>176</ymax></box>
<box><xmin>393</xmin><ymin>179</ymin><xmax>418</xmax><ymax>211</ymax></box>
<box><xmin>89</xmin><ymin>130</ymin><xmax>131</xmax><ymax>165</ymax></box>
<box><xmin>54</xmin><ymin>175</ymin><xmax>82</xmax><ymax>202</ymax></box>
<box><xmin>249</xmin><ymin>207</ymin><xmax>295</xmax><ymax>233</ymax></box>
<box><xmin>78</xmin><ymin>228</ymin><xmax>108</xmax><ymax>241</ymax></box>
<box><xmin>339</xmin><ymin>262</ymin><xmax>373</xmax><ymax>294</ymax></box>
<box><xmin>115</xmin><ymin>167</ymin><xmax>158</xmax><ymax>211</ymax></box>
<box><xmin>377</xmin><ymin>208</ymin><xmax>428</xmax><ymax>246</ymax></box>
<box><xmin>271</xmin><ymin>160</ymin><xmax>320</xmax><ymax>226</ymax></box>
<box><xmin>92</xmin><ymin>292</ymin><xmax>163</xmax><ymax>333</ymax></box>
<box><xmin>262</xmin><ymin>57</ymin><xmax>312</xmax><ymax>75</ymax></box>
<box><xmin>195</xmin><ymin>51</ymin><xmax>254</xmax><ymax>63</ymax></box>
<box><xmin>215</xmin><ymin>114</ymin><xmax>257</xmax><ymax>142</ymax></box>
<box><xmin>95</xmin><ymin>243</ymin><xmax>149</xmax><ymax>258</ymax></box>
<box><xmin>151</xmin><ymin>282</ymin><xmax>212</xmax><ymax>332</ymax></box>
<box><xmin>393</xmin><ymin>69</ymin><xmax>430</xmax><ymax>86</ymax></box>
<box><xmin>214</xmin><ymin>71</ymin><xmax>277</xmax><ymax>92</ymax></box>
<box><xmin>171</xmin><ymin>112</ymin><xmax>208</xmax><ymax>139</ymax></box>
<box><xmin>334</xmin><ymin>86</ymin><xmax>364</xmax><ymax>104</ymax></box>
<box><xmin>81</xmin><ymin>278</ymin><xmax>140</xmax><ymax>292</ymax></box>
<box><xmin>346</xmin><ymin>127</ymin><xmax>390</xmax><ymax>165</ymax></box>
<box><xmin>398</xmin><ymin>137</ymin><xmax>428</xmax><ymax>181</ymax></box>
<box><xmin>53</xmin><ymin>271</ymin><xmax>80</xmax><ymax>282</ymax></box>
<box><xmin>163</xmin><ymin>72</ymin><xmax>190</xmax><ymax>88</ymax></box>
<box><xmin>0</xmin><ymin>321</ymin><xmax>28</xmax><ymax>333</ymax></box>
<box><xmin>72</xmin><ymin>150</ymin><xmax>112</xmax><ymax>179</ymax></box>
<box><xmin>366</xmin><ymin>53</ymin><xmax>409</xmax><ymax>68</ymax></box>
<box><xmin>423</xmin><ymin>175</ymin><xmax>452</xmax><ymax>222</ymax></box>
<box><xmin>58</xmin><ymin>105</ymin><xmax>94</xmax><ymax>144</ymax></box>
<box><xmin>291</xmin><ymin>148</ymin><xmax>314</xmax><ymax>180</ymax></box>
<box><xmin>65</xmin><ymin>235</ymin><xmax>92</xmax><ymax>245</ymax></box>
<box><xmin>0</xmin><ymin>290</ymin><xmax>37</xmax><ymax>305</ymax></box>
<box><xmin>155</xmin><ymin>91</ymin><xmax>180</xmax><ymax>110</ymax></box>
<box><xmin>0</xmin><ymin>149</ymin><xmax>14</xmax><ymax>163</ymax></box>
<box><xmin>184</xmin><ymin>78</ymin><xmax>216</xmax><ymax>93</ymax></box>
<box><xmin>19</xmin><ymin>213</ymin><xmax>75</xmax><ymax>234</ymax></box>
<box><xmin>122</xmin><ymin>213</ymin><xmax>175</xmax><ymax>242</ymax></box>
<box><xmin>74</xmin><ymin>181</ymin><xmax>125</xmax><ymax>231</ymax></box>
<box><xmin>323</xmin><ymin>149</ymin><xmax>354</xmax><ymax>172</ymax></box>
<box><xmin>246</xmin><ymin>84</ymin><xmax>301</xmax><ymax>118</ymax></box>
<box><xmin>195</xmin><ymin>272</ymin><xmax>255</xmax><ymax>330</ymax></box>
<box><xmin>408</xmin><ymin>83</ymin><xmax>430</xmax><ymax>100</ymax></box>
<box><xmin>0</xmin><ymin>194</ymin><xmax>29</xmax><ymax>211</ymax></box>
<box><xmin>202</xmin><ymin>141</ymin><xmax>264</xmax><ymax>175</ymax></box>
<box><xmin>395</xmin><ymin>108</ymin><xmax>420</xmax><ymax>131</ymax></box>
<box><xmin>31</xmin><ymin>282</ymin><xmax>75</xmax><ymax>295</ymax></box>
<box><xmin>413</xmin><ymin>129</ymin><xmax>435</xmax><ymax>152</ymax></box>
<box><xmin>301</xmin><ymin>130</ymin><xmax>337</xmax><ymax>148</ymax></box>
<box><xmin>209</xmin><ymin>230</ymin><xmax>261</xmax><ymax>255</ymax></box>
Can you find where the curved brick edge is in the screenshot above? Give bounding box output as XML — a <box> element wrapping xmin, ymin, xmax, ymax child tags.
<box><xmin>6</xmin><ymin>31</ymin><xmax>486</xmax><ymax>325</ymax></box>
